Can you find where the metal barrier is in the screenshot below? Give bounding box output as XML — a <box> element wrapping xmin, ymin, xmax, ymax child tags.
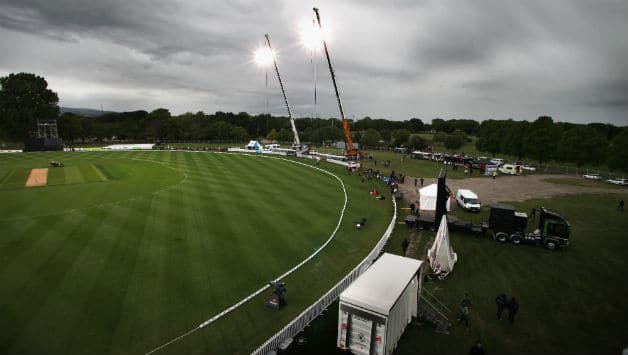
<box><xmin>252</xmin><ymin>198</ymin><xmax>398</xmax><ymax>355</ymax></box>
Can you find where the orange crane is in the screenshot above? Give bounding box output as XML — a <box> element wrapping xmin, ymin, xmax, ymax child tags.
<box><xmin>313</xmin><ymin>7</ymin><xmax>364</xmax><ymax>158</ymax></box>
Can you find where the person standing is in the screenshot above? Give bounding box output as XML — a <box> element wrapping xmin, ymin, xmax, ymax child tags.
<box><xmin>618</xmin><ymin>200</ymin><xmax>624</xmax><ymax>211</ymax></box>
<box><xmin>469</xmin><ymin>340</ymin><xmax>485</xmax><ymax>355</ymax></box>
<box><xmin>492</xmin><ymin>171</ymin><xmax>497</xmax><ymax>180</ymax></box>
<box><xmin>507</xmin><ymin>297</ymin><xmax>519</xmax><ymax>324</ymax></box>
<box><xmin>414</xmin><ymin>177</ymin><xmax>418</xmax><ymax>187</ymax></box>
<box><xmin>420</xmin><ymin>177</ymin><xmax>424</xmax><ymax>187</ymax></box>
<box><xmin>402</xmin><ymin>238</ymin><xmax>409</xmax><ymax>256</ymax></box>
<box><xmin>530</xmin><ymin>207</ymin><xmax>537</xmax><ymax>219</ymax></box>
<box><xmin>496</xmin><ymin>293</ymin><xmax>506</xmax><ymax>320</ymax></box>
<box><xmin>458</xmin><ymin>304</ymin><xmax>470</xmax><ymax>330</ymax></box>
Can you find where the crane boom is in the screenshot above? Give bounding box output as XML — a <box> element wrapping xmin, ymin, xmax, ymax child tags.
<box><xmin>313</xmin><ymin>8</ymin><xmax>356</xmax><ymax>154</ymax></box>
<box><xmin>264</xmin><ymin>34</ymin><xmax>301</xmax><ymax>148</ymax></box>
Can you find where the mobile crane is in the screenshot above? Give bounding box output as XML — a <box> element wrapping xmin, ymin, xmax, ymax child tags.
<box><xmin>263</xmin><ymin>34</ymin><xmax>308</xmax><ymax>154</ymax></box>
<box><xmin>313</xmin><ymin>8</ymin><xmax>364</xmax><ymax>159</ymax></box>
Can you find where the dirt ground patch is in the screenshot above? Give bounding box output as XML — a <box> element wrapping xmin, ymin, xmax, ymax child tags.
<box><xmin>25</xmin><ymin>168</ymin><xmax>48</xmax><ymax>187</ymax></box>
<box><xmin>399</xmin><ymin>174</ymin><xmax>622</xmax><ymax>205</ymax></box>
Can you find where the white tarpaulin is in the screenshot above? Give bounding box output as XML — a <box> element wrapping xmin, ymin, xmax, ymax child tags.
<box><xmin>246</xmin><ymin>140</ymin><xmax>262</xmax><ymax>150</ymax></box>
<box><xmin>428</xmin><ymin>215</ymin><xmax>457</xmax><ymax>273</ymax></box>
<box><xmin>102</xmin><ymin>144</ymin><xmax>154</xmax><ymax>150</ymax></box>
<box><xmin>419</xmin><ymin>183</ymin><xmax>450</xmax><ymax>211</ymax></box>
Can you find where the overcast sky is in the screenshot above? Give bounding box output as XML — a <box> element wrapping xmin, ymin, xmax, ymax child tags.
<box><xmin>1</xmin><ymin>0</ymin><xmax>627</xmax><ymax>125</ymax></box>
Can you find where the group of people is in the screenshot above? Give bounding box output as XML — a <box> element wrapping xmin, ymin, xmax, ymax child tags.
<box><xmin>374</xmin><ymin>159</ymin><xmax>391</xmax><ymax>168</ymax></box>
<box><xmin>458</xmin><ymin>293</ymin><xmax>519</xmax><ymax>333</ymax></box>
<box><xmin>495</xmin><ymin>293</ymin><xmax>519</xmax><ymax>323</ymax></box>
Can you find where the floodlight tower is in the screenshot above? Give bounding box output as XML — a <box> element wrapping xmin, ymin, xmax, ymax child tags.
<box><xmin>313</xmin><ymin>7</ymin><xmax>361</xmax><ymax>158</ymax></box>
<box><xmin>263</xmin><ymin>34</ymin><xmax>302</xmax><ymax>150</ymax></box>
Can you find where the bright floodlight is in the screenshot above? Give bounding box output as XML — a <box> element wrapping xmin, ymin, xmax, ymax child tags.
<box><xmin>299</xmin><ymin>19</ymin><xmax>328</xmax><ymax>51</ymax></box>
<box><xmin>254</xmin><ymin>46</ymin><xmax>274</xmax><ymax>66</ymax></box>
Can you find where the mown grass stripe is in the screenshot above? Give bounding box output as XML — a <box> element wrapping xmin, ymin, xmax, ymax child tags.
<box><xmin>0</xmin><ymin>211</ymin><xmax>98</xmax><ymax>353</ymax></box>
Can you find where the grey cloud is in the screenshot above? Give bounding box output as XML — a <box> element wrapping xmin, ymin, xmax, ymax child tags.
<box><xmin>1</xmin><ymin>0</ymin><xmax>627</xmax><ymax>125</ymax></box>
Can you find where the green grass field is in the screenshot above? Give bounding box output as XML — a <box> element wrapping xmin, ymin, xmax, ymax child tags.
<box><xmin>0</xmin><ymin>151</ymin><xmax>393</xmax><ymax>354</ymax></box>
<box><xmin>285</xmin><ymin>192</ymin><xmax>628</xmax><ymax>355</ymax></box>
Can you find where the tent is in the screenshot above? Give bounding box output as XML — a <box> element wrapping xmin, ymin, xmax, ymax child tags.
<box><xmin>418</xmin><ymin>183</ymin><xmax>450</xmax><ymax>211</ymax></box>
<box><xmin>428</xmin><ymin>215</ymin><xmax>457</xmax><ymax>273</ymax></box>
<box><xmin>246</xmin><ymin>140</ymin><xmax>262</xmax><ymax>151</ymax></box>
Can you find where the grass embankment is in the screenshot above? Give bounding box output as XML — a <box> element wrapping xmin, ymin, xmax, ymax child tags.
<box><xmin>0</xmin><ymin>151</ymin><xmax>393</xmax><ymax>354</ymax></box>
<box><xmin>285</xmin><ymin>192</ymin><xmax>628</xmax><ymax>355</ymax></box>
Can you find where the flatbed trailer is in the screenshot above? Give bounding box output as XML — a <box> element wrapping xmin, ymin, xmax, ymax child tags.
<box><xmin>407</xmin><ymin>205</ymin><xmax>570</xmax><ymax>250</ymax></box>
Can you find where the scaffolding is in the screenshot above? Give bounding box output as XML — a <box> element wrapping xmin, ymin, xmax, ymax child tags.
<box><xmin>36</xmin><ymin>119</ymin><xmax>59</xmax><ymax>139</ymax></box>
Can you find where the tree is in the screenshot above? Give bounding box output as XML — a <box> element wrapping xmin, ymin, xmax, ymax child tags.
<box><xmin>607</xmin><ymin>128</ymin><xmax>628</xmax><ymax>172</ymax></box>
<box><xmin>502</xmin><ymin>120</ymin><xmax>530</xmax><ymax>160</ymax></box>
<box><xmin>57</xmin><ymin>113</ymin><xmax>84</xmax><ymax>142</ymax></box>
<box><xmin>276</xmin><ymin>128</ymin><xmax>293</xmax><ymax>143</ymax></box>
<box><xmin>444</xmin><ymin>130</ymin><xmax>467</xmax><ymax>150</ymax></box>
<box><xmin>143</xmin><ymin>108</ymin><xmax>171</xmax><ymax>140</ymax></box>
<box><xmin>407</xmin><ymin>118</ymin><xmax>424</xmax><ymax>132</ymax></box>
<box><xmin>231</xmin><ymin>126</ymin><xmax>248</xmax><ymax>141</ymax></box>
<box><xmin>556</xmin><ymin>127</ymin><xmax>608</xmax><ymax>167</ymax></box>
<box><xmin>391</xmin><ymin>129</ymin><xmax>411</xmax><ymax>147</ymax></box>
<box><xmin>523</xmin><ymin>116</ymin><xmax>561</xmax><ymax>163</ymax></box>
<box><xmin>433</xmin><ymin>132</ymin><xmax>447</xmax><ymax>143</ymax></box>
<box><xmin>406</xmin><ymin>134</ymin><xmax>427</xmax><ymax>150</ymax></box>
<box><xmin>0</xmin><ymin>73</ymin><xmax>59</xmax><ymax>140</ymax></box>
<box><xmin>361</xmin><ymin>129</ymin><xmax>383</xmax><ymax>148</ymax></box>
<box><xmin>476</xmin><ymin>120</ymin><xmax>509</xmax><ymax>156</ymax></box>
<box><xmin>431</xmin><ymin>118</ymin><xmax>453</xmax><ymax>133</ymax></box>
<box><xmin>267</xmin><ymin>128</ymin><xmax>278</xmax><ymax>141</ymax></box>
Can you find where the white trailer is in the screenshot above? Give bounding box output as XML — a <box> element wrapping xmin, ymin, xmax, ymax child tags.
<box><xmin>337</xmin><ymin>253</ymin><xmax>423</xmax><ymax>355</ymax></box>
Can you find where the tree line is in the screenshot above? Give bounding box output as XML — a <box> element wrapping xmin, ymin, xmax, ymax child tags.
<box><xmin>475</xmin><ymin>116</ymin><xmax>627</xmax><ymax>171</ymax></box>
<box><xmin>1</xmin><ymin>72</ymin><xmax>626</xmax><ymax>172</ymax></box>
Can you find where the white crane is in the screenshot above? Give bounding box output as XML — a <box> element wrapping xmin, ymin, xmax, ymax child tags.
<box><xmin>263</xmin><ymin>34</ymin><xmax>306</xmax><ymax>152</ymax></box>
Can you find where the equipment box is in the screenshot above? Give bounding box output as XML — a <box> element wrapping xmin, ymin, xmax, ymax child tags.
<box><xmin>337</xmin><ymin>253</ymin><xmax>423</xmax><ymax>355</ymax></box>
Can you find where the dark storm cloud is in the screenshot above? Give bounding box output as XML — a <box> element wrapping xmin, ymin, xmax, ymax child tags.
<box><xmin>0</xmin><ymin>0</ymin><xmax>282</xmax><ymax>58</ymax></box>
<box><xmin>0</xmin><ymin>0</ymin><xmax>627</xmax><ymax>125</ymax></box>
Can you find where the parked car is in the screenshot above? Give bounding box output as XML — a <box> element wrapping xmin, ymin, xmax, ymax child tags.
<box><xmin>521</xmin><ymin>164</ymin><xmax>536</xmax><ymax>172</ymax></box>
<box><xmin>606</xmin><ymin>178</ymin><xmax>628</xmax><ymax>186</ymax></box>
<box><xmin>490</xmin><ymin>158</ymin><xmax>504</xmax><ymax>166</ymax></box>
<box><xmin>583</xmin><ymin>173</ymin><xmax>602</xmax><ymax>180</ymax></box>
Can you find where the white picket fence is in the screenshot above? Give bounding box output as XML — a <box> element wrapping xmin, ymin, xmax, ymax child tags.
<box><xmin>251</xmin><ymin>197</ymin><xmax>398</xmax><ymax>355</ymax></box>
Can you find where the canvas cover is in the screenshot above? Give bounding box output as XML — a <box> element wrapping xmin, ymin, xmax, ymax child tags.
<box><xmin>428</xmin><ymin>215</ymin><xmax>458</xmax><ymax>273</ymax></box>
<box><xmin>419</xmin><ymin>184</ymin><xmax>451</xmax><ymax>211</ymax></box>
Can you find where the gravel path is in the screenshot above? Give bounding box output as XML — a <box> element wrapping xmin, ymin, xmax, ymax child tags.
<box><xmin>399</xmin><ymin>174</ymin><xmax>622</xmax><ymax>205</ymax></box>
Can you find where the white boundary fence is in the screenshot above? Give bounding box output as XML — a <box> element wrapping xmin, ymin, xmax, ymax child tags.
<box><xmin>251</xmin><ymin>197</ymin><xmax>398</xmax><ymax>355</ymax></box>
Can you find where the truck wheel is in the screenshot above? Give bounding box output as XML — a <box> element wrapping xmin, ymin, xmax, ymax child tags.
<box><xmin>496</xmin><ymin>232</ymin><xmax>508</xmax><ymax>243</ymax></box>
<box><xmin>545</xmin><ymin>241</ymin><xmax>557</xmax><ymax>250</ymax></box>
<box><xmin>511</xmin><ymin>235</ymin><xmax>522</xmax><ymax>244</ymax></box>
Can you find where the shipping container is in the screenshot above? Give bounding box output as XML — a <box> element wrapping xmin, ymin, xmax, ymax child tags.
<box><xmin>337</xmin><ymin>253</ymin><xmax>423</xmax><ymax>355</ymax></box>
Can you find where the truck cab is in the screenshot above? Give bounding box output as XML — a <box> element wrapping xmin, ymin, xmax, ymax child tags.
<box><xmin>535</xmin><ymin>207</ymin><xmax>570</xmax><ymax>250</ymax></box>
<box><xmin>487</xmin><ymin>204</ymin><xmax>570</xmax><ymax>250</ymax></box>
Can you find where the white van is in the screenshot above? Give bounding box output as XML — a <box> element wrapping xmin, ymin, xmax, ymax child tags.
<box><xmin>456</xmin><ymin>189</ymin><xmax>481</xmax><ymax>212</ymax></box>
<box><xmin>498</xmin><ymin>164</ymin><xmax>521</xmax><ymax>175</ymax></box>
